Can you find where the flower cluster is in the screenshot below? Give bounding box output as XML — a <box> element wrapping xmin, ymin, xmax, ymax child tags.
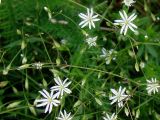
<box><xmin>100</xmin><ymin>1</ymin><xmax>137</xmax><ymax>118</ymax></box>
<box><xmin>35</xmin><ymin>76</ymin><xmax>72</xmax><ymax>119</ymax></box>
<box><xmin>34</xmin><ymin>0</ymin><xmax>160</xmax><ymax>119</ymax></box>
<box><xmin>78</xmin><ymin>3</ymin><xmax>136</xmax><ymax>119</ymax></box>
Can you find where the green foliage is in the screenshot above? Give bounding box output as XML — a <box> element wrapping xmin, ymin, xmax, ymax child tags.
<box><xmin>1</xmin><ymin>0</ymin><xmax>160</xmax><ymax>119</ymax></box>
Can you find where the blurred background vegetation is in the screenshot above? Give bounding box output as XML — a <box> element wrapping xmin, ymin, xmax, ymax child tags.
<box><xmin>0</xmin><ymin>0</ymin><xmax>160</xmax><ymax>119</ymax></box>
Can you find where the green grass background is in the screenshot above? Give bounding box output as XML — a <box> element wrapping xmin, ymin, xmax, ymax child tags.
<box><xmin>0</xmin><ymin>0</ymin><xmax>160</xmax><ymax>119</ymax></box>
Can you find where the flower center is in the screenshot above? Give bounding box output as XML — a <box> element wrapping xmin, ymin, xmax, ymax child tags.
<box><xmin>60</xmin><ymin>85</ymin><xmax>64</xmax><ymax>90</ymax></box>
<box><xmin>125</xmin><ymin>20</ymin><xmax>129</xmax><ymax>25</ymax></box>
<box><xmin>117</xmin><ymin>93</ymin><xmax>122</xmax><ymax>100</ymax></box>
<box><xmin>48</xmin><ymin>97</ymin><xmax>52</xmax><ymax>103</ymax></box>
<box><xmin>88</xmin><ymin>16</ymin><xmax>92</xmax><ymax>22</ymax></box>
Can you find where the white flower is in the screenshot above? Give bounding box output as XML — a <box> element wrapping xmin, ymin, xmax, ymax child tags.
<box><xmin>103</xmin><ymin>113</ymin><xmax>117</xmax><ymax>120</ymax></box>
<box><xmin>51</xmin><ymin>76</ymin><xmax>72</xmax><ymax>98</ymax></box>
<box><xmin>146</xmin><ymin>78</ymin><xmax>160</xmax><ymax>95</ymax></box>
<box><xmin>79</xmin><ymin>8</ymin><xmax>100</xmax><ymax>29</ymax></box>
<box><xmin>56</xmin><ymin>110</ymin><xmax>73</xmax><ymax>120</ymax></box>
<box><xmin>109</xmin><ymin>86</ymin><xmax>129</xmax><ymax>107</ymax></box>
<box><xmin>86</xmin><ymin>36</ymin><xmax>97</xmax><ymax>48</ymax></box>
<box><xmin>114</xmin><ymin>10</ymin><xmax>137</xmax><ymax>35</ymax></box>
<box><xmin>100</xmin><ymin>48</ymin><xmax>117</xmax><ymax>65</ymax></box>
<box><xmin>123</xmin><ymin>0</ymin><xmax>136</xmax><ymax>7</ymax></box>
<box><xmin>35</xmin><ymin>89</ymin><xmax>60</xmax><ymax>114</ymax></box>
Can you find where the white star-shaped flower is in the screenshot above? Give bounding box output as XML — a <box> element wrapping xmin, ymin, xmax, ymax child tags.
<box><xmin>86</xmin><ymin>36</ymin><xmax>97</xmax><ymax>48</ymax></box>
<box><xmin>123</xmin><ymin>0</ymin><xmax>136</xmax><ymax>7</ymax></box>
<box><xmin>146</xmin><ymin>78</ymin><xmax>160</xmax><ymax>95</ymax></box>
<box><xmin>56</xmin><ymin>110</ymin><xmax>73</xmax><ymax>120</ymax></box>
<box><xmin>51</xmin><ymin>76</ymin><xmax>72</xmax><ymax>98</ymax></box>
<box><xmin>100</xmin><ymin>48</ymin><xmax>117</xmax><ymax>65</ymax></box>
<box><xmin>114</xmin><ymin>10</ymin><xmax>137</xmax><ymax>35</ymax></box>
<box><xmin>35</xmin><ymin>89</ymin><xmax>60</xmax><ymax>114</ymax></box>
<box><xmin>103</xmin><ymin>113</ymin><xmax>117</xmax><ymax>120</ymax></box>
<box><xmin>79</xmin><ymin>8</ymin><xmax>100</xmax><ymax>29</ymax></box>
<box><xmin>109</xmin><ymin>86</ymin><xmax>129</xmax><ymax>108</ymax></box>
